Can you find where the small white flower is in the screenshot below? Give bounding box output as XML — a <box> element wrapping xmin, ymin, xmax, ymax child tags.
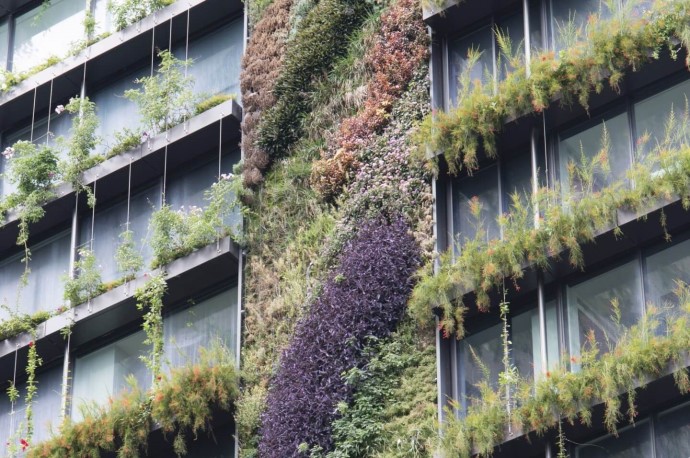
<box><xmin>54</xmin><ymin>104</ymin><xmax>65</xmax><ymax>115</ymax></box>
<box><xmin>220</xmin><ymin>172</ymin><xmax>234</xmax><ymax>181</ymax></box>
<box><xmin>2</xmin><ymin>147</ymin><xmax>14</xmax><ymax>159</ymax></box>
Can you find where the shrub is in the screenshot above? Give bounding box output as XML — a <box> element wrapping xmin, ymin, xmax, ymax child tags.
<box><xmin>258</xmin><ymin>217</ymin><xmax>420</xmax><ymax>455</ymax></box>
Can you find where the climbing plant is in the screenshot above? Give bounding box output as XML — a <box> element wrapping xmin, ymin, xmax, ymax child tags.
<box><xmin>134</xmin><ymin>273</ymin><xmax>167</xmax><ymax>380</ymax></box>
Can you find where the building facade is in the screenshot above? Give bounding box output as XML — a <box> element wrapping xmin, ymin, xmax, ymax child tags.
<box><xmin>0</xmin><ymin>0</ymin><xmax>244</xmax><ymax>455</ymax></box>
<box><xmin>428</xmin><ymin>0</ymin><xmax>690</xmax><ymax>456</ymax></box>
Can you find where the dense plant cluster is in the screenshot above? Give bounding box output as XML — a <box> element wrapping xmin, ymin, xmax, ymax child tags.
<box><xmin>240</xmin><ymin>0</ymin><xmax>294</xmax><ymax>186</ymax></box>
<box><xmin>441</xmin><ymin>286</ymin><xmax>690</xmax><ymax>457</ymax></box>
<box><xmin>254</xmin><ymin>0</ymin><xmax>370</xmax><ymax>173</ymax></box>
<box><xmin>310</xmin><ymin>0</ymin><xmax>428</xmax><ymax>199</ymax></box>
<box><xmin>327</xmin><ymin>320</ymin><xmax>437</xmax><ymax>457</ymax></box>
<box><xmin>109</xmin><ymin>0</ymin><xmax>175</xmax><ymax>32</ymax></box>
<box><xmin>258</xmin><ymin>217</ymin><xmax>421</xmax><ymax>455</ymax></box>
<box><xmin>29</xmin><ymin>346</ymin><xmax>238</xmax><ymax>458</ymax></box>
<box><xmin>134</xmin><ymin>273</ymin><xmax>167</xmax><ymax>379</ymax></box>
<box><xmin>414</xmin><ymin>0</ymin><xmax>690</xmax><ymax>175</ymax></box>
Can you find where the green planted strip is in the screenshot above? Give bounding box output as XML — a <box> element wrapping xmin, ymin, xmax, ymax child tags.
<box><xmin>413</xmin><ymin>0</ymin><xmax>690</xmax><ymax>175</ymax></box>
<box><xmin>440</xmin><ymin>286</ymin><xmax>690</xmax><ymax>457</ymax></box>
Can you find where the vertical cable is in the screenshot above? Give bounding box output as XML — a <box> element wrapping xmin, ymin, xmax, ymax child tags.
<box><xmin>168</xmin><ymin>12</ymin><xmax>173</xmax><ymax>51</ymax></box>
<box><xmin>216</xmin><ymin>117</ymin><xmax>223</xmax><ymax>251</ymax></box>
<box><xmin>88</xmin><ymin>179</ymin><xmax>97</xmax><ymax>313</ymax></box>
<box><xmin>183</xmin><ymin>8</ymin><xmax>190</xmax><ymax>131</ymax></box>
<box><xmin>8</xmin><ymin>346</ymin><xmax>18</xmax><ymax>443</ymax></box>
<box><xmin>126</xmin><ymin>159</ymin><xmax>133</xmax><ymax>227</ymax></box>
<box><xmin>150</xmin><ymin>28</ymin><xmax>156</xmax><ymax>77</ymax></box>
<box><xmin>30</xmin><ymin>86</ymin><xmax>37</xmax><ymax>142</ymax></box>
<box><xmin>45</xmin><ymin>79</ymin><xmax>54</xmax><ymax>145</ymax></box>
<box><xmin>162</xmin><ymin>145</ymin><xmax>168</xmax><ymax>205</ymax></box>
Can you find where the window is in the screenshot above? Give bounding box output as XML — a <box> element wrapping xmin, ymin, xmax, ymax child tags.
<box><xmin>71</xmin><ymin>330</ymin><xmax>150</xmax><ymax>420</ymax></box>
<box><xmin>634</xmin><ymin>78</ymin><xmax>690</xmax><ymax>159</ymax></box>
<box><xmin>511</xmin><ymin>300</ymin><xmax>559</xmax><ymax>380</ymax></box>
<box><xmin>458</xmin><ymin>322</ymin><xmax>502</xmax><ymax>410</ymax></box>
<box><xmin>558</xmin><ymin>111</ymin><xmax>632</xmax><ymax>198</ymax></box>
<box><xmin>167</xmin><ymin>149</ymin><xmax>241</xmax><ymax>231</ymax></box>
<box><xmin>0</xmin><ymin>363</ymin><xmax>63</xmax><ymax>446</ymax></box>
<box><xmin>11</xmin><ymin>0</ymin><xmax>86</xmax><ymax>73</ymax></box>
<box><xmin>451</xmin><ymin>152</ymin><xmax>532</xmax><ymax>248</ymax></box>
<box><xmin>79</xmin><ymin>183</ymin><xmax>161</xmax><ymax>284</ymax></box>
<box><xmin>173</xmin><ymin>19</ymin><xmax>244</xmax><ymax>102</ymax></box>
<box><xmin>0</xmin><ymin>18</ymin><xmax>8</xmax><ymax>71</ymax></box>
<box><xmin>550</xmin><ymin>0</ymin><xmax>612</xmax><ymax>53</ymax></box>
<box><xmin>0</xmin><ymin>230</ymin><xmax>71</xmax><ymax>321</ymax></box>
<box><xmin>447</xmin><ymin>12</ymin><xmax>525</xmax><ymax>105</ymax></box>
<box><xmin>575</xmin><ymin>420</ymin><xmax>652</xmax><ymax>458</ymax></box>
<box><xmin>655</xmin><ymin>402</ymin><xmax>690</xmax><ymax>457</ymax></box>
<box><xmin>91</xmin><ymin>65</ymin><xmax>149</xmax><ymax>156</ymax></box>
<box><xmin>163</xmin><ymin>286</ymin><xmax>239</xmax><ymax>369</ymax></box>
<box><xmin>566</xmin><ymin>260</ymin><xmax>644</xmax><ymax>361</ymax></box>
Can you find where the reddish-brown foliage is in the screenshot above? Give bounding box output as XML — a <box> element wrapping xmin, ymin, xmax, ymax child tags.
<box><xmin>311</xmin><ymin>0</ymin><xmax>429</xmax><ymax>199</ymax></box>
<box><xmin>240</xmin><ymin>0</ymin><xmax>294</xmax><ymax>187</ymax></box>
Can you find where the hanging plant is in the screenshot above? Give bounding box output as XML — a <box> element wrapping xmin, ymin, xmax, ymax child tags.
<box><xmin>115</xmin><ymin>229</ymin><xmax>144</xmax><ymax>282</ymax></box>
<box><xmin>62</xmin><ymin>248</ymin><xmax>104</xmax><ymax>306</ymax></box>
<box><xmin>134</xmin><ymin>273</ymin><xmax>167</xmax><ymax>380</ymax></box>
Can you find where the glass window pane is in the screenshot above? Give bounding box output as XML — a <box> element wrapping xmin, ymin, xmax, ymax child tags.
<box><xmin>645</xmin><ymin>238</ymin><xmax>690</xmax><ymax>332</ymax></box>
<box><xmin>12</xmin><ymin>0</ymin><xmax>86</xmax><ymax>73</ymax></box>
<box><xmin>448</xmin><ymin>26</ymin><xmax>494</xmax><ymax>105</ymax></box>
<box><xmin>80</xmin><ymin>184</ymin><xmax>160</xmax><ymax>284</ymax></box>
<box><xmin>167</xmin><ymin>150</ymin><xmax>240</xmax><ymax>211</ymax></box>
<box><xmin>551</xmin><ymin>0</ymin><xmax>611</xmax><ymax>53</ymax></box>
<box><xmin>91</xmin><ymin>65</ymin><xmax>148</xmax><ymax>156</ymax></box>
<box><xmin>528</xmin><ymin>0</ymin><xmax>544</xmax><ymax>52</ymax></box>
<box><xmin>452</xmin><ymin>165</ymin><xmax>500</xmax><ymax>246</ymax></box>
<box><xmin>575</xmin><ymin>421</ymin><xmax>652</xmax><ymax>458</ymax></box>
<box><xmin>459</xmin><ymin>322</ymin><xmax>502</xmax><ymax>409</ymax></box>
<box><xmin>656</xmin><ymin>402</ymin><xmax>690</xmax><ymax>457</ymax></box>
<box><xmin>0</xmin><ymin>231</ymin><xmax>71</xmax><ymax>320</ymax></box>
<box><xmin>511</xmin><ymin>300</ymin><xmax>559</xmax><ymax>381</ymax></box>
<box><xmin>558</xmin><ymin>112</ymin><xmax>631</xmax><ymax>198</ymax></box>
<box><xmin>163</xmin><ymin>287</ymin><xmax>238</xmax><ymax>369</ymax></box>
<box><xmin>72</xmin><ymin>330</ymin><xmax>150</xmax><ymax>421</ymax></box>
<box><xmin>173</xmin><ymin>20</ymin><xmax>244</xmax><ymax>102</ymax></box>
<box><xmin>634</xmin><ymin>78</ymin><xmax>690</xmax><ymax>159</ymax></box>
<box><xmin>0</xmin><ymin>18</ymin><xmax>8</xmax><ymax>71</ymax></box>
<box><xmin>567</xmin><ymin>261</ymin><xmax>644</xmax><ymax>360</ymax></box>
<box><xmin>0</xmin><ymin>364</ymin><xmax>63</xmax><ymax>446</ymax></box>
<box><xmin>502</xmin><ymin>153</ymin><xmax>533</xmax><ymax>213</ymax></box>
<box><xmin>496</xmin><ymin>13</ymin><xmax>524</xmax><ymax>81</ymax></box>
<box><xmin>93</xmin><ymin>0</ymin><xmax>123</xmax><ymax>36</ymax></box>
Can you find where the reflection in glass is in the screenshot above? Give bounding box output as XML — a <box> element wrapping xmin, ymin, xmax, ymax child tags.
<box><xmin>459</xmin><ymin>323</ymin><xmax>502</xmax><ymax>410</ymax></box>
<box><xmin>559</xmin><ymin>113</ymin><xmax>631</xmax><ymax>198</ymax></box>
<box><xmin>567</xmin><ymin>261</ymin><xmax>644</xmax><ymax>360</ymax></box>
<box><xmin>512</xmin><ymin>300</ymin><xmax>559</xmax><ymax>381</ymax></box>
<box><xmin>448</xmin><ymin>26</ymin><xmax>494</xmax><ymax>105</ymax></box>
<box><xmin>656</xmin><ymin>402</ymin><xmax>690</xmax><ymax>457</ymax></box>
<box><xmin>452</xmin><ymin>165</ymin><xmax>500</xmax><ymax>246</ymax></box>
<box><xmin>163</xmin><ymin>287</ymin><xmax>238</xmax><ymax>370</ymax></box>
<box><xmin>12</xmin><ymin>0</ymin><xmax>85</xmax><ymax>73</ymax></box>
<box><xmin>0</xmin><ymin>231</ymin><xmax>71</xmax><ymax>320</ymax></box>
<box><xmin>72</xmin><ymin>330</ymin><xmax>150</xmax><ymax>420</ymax></box>
<box><xmin>575</xmin><ymin>421</ymin><xmax>652</xmax><ymax>458</ymax></box>
<box><xmin>551</xmin><ymin>0</ymin><xmax>610</xmax><ymax>52</ymax></box>
<box><xmin>0</xmin><ymin>364</ymin><xmax>63</xmax><ymax>446</ymax></box>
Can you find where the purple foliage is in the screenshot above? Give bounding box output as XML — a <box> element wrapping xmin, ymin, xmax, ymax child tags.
<box><xmin>258</xmin><ymin>217</ymin><xmax>421</xmax><ymax>457</ymax></box>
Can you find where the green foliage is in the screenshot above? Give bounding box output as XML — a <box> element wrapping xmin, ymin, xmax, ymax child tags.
<box><xmin>0</xmin><ymin>310</ymin><xmax>53</xmax><ymax>342</ymax></box>
<box><xmin>115</xmin><ymin>229</ymin><xmax>144</xmax><ymax>281</ymax></box>
<box><xmin>124</xmin><ymin>50</ymin><xmax>197</xmax><ymax>137</ymax></box>
<box><xmin>194</xmin><ymin>93</ymin><xmax>235</xmax><ymax>116</ymax></box>
<box><xmin>62</xmin><ymin>248</ymin><xmax>104</xmax><ymax>305</ymax></box>
<box><xmin>328</xmin><ymin>321</ymin><xmax>437</xmax><ymax>458</ymax></box>
<box><xmin>414</xmin><ymin>0</ymin><xmax>690</xmax><ymax>174</ymax></box>
<box><xmin>109</xmin><ymin>0</ymin><xmax>175</xmax><ymax>32</ymax></box>
<box><xmin>24</xmin><ymin>332</ymin><xmax>42</xmax><ymax>442</ymax></box>
<box><xmin>150</xmin><ymin>174</ymin><xmax>241</xmax><ymax>268</ymax></box>
<box><xmin>58</xmin><ymin>96</ymin><xmax>101</xmax><ymax>206</ymax></box>
<box><xmin>29</xmin><ymin>346</ymin><xmax>238</xmax><ymax>458</ymax></box>
<box><xmin>256</xmin><ymin>0</ymin><xmax>371</xmax><ymax>161</ymax></box>
<box><xmin>105</xmin><ymin>128</ymin><xmax>142</xmax><ymax>158</ymax></box>
<box><xmin>441</xmin><ymin>285</ymin><xmax>690</xmax><ymax>457</ymax></box>
<box><xmin>134</xmin><ymin>273</ymin><xmax>167</xmax><ymax>379</ymax></box>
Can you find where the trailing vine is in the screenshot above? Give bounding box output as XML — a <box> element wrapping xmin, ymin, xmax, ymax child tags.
<box><xmin>62</xmin><ymin>248</ymin><xmax>104</xmax><ymax>306</ymax></box>
<box><xmin>24</xmin><ymin>333</ymin><xmax>42</xmax><ymax>446</ymax></box>
<box><xmin>134</xmin><ymin>273</ymin><xmax>167</xmax><ymax>381</ymax></box>
<box><xmin>115</xmin><ymin>229</ymin><xmax>144</xmax><ymax>281</ymax></box>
